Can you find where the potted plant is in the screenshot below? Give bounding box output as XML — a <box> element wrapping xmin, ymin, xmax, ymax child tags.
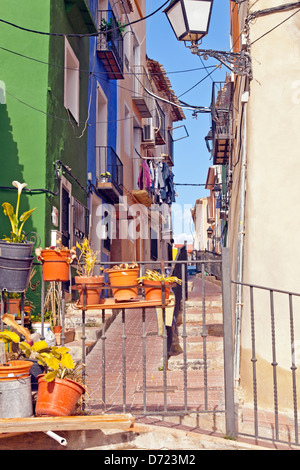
<box><xmin>138</xmin><ymin>270</ymin><xmax>182</xmax><ymax>302</ymax></box>
<box><xmin>75</xmin><ymin>238</ymin><xmax>104</xmax><ymax>306</ymax></box>
<box><xmin>19</xmin><ymin>340</ymin><xmax>85</xmax><ymax>416</ymax></box>
<box><xmin>35</xmin><ymin>239</ymin><xmax>76</xmax><ymax>282</ymax></box>
<box><xmin>0</xmin><ymin>328</ymin><xmax>34</xmax><ymax>419</ymax></box>
<box><xmin>99</xmin><ymin>17</ymin><xmax>125</xmax><ymax>45</ymax></box>
<box><xmin>0</xmin><ymin>181</ymin><xmax>37</xmax><ymax>292</ymax></box>
<box><xmin>99</xmin><ymin>171</ymin><xmax>111</xmax><ymax>183</ymax></box>
<box><xmin>0</xmin><ymin>328</ymin><xmax>85</xmax><ymax>416</ymax></box>
<box><xmin>3</xmin><ymin>292</ymin><xmax>21</xmax><ymax>316</ymax></box>
<box><xmin>105</xmin><ymin>262</ymin><xmax>139</xmax><ymax>301</ymax></box>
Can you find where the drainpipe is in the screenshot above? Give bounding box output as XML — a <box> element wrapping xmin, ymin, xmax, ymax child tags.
<box><xmin>234</xmin><ymin>91</ymin><xmax>249</xmax><ymax>386</ymax></box>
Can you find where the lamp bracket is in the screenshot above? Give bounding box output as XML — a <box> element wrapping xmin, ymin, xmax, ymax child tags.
<box><xmin>189</xmin><ymin>44</ymin><xmax>252</xmax><ymax>78</ymax></box>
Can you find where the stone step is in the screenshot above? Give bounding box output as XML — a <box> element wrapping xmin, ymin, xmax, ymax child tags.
<box><xmin>178</xmin><ymin>310</ymin><xmax>223</xmax><ymax>325</ymax></box>
<box><xmin>185</xmin><ymin>299</ymin><xmax>223</xmax><ymax>309</ymax></box>
<box><xmin>168</xmin><ymin>351</ymin><xmax>224</xmax><ymax>371</ymax></box>
<box><xmin>177</xmin><ymin>322</ymin><xmax>223</xmax><ymax>336</ymax></box>
<box><xmin>178</xmin><ymin>335</ymin><xmax>223</xmax><ymax>354</ymax></box>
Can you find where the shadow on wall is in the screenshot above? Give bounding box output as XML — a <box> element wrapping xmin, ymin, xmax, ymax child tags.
<box><xmin>0</xmin><ymin>104</ymin><xmax>36</xmax><ymax>238</ymax></box>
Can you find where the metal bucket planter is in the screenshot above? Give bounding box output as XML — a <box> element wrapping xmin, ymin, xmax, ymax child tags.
<box><xmin>0</xmin><ymin>240</ymin><xmax>34</xmax><ymax>292</ymax></box>
<box><xmin>0</xmin><ymin>376</ymin><xmax>33</xmax><ymax>419</ymax></box>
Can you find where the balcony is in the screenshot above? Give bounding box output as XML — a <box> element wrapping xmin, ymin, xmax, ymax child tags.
<box><xmin>97</xmin><ymin>10</ymin><xmax>124</xmax><ymax>80</ymax></box>
<box><xmin>210</xmin><ymin>81</ymin><xmax>233</xmax><ymax>165</ymax></box>
<box><xmin>96</xmin><ymin>146</ymin><xmax>123</xmax><ymax>203</ymax></box>
<box><xmin>162</xmin><ymin>130</ymin><xmax>174</xmax><ymax>166</ymax></box>
<box><xmin>132</xmin><ymin>66</ymin><xmax>153</xmax><ymax>118</ymax></box>
<box><xmin>153</xmin><ymin>102</ymin><xmax>166</xmax><ymax>146</ymax></box>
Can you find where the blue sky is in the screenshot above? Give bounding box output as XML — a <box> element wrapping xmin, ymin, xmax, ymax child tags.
<box><xmin>146</xmin><ymin>0</ymin><xmax>230</xmax><ymax>243</ymax></box>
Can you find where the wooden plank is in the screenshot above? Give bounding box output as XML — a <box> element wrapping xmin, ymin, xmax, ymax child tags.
<box><xmin>0</xmin><ymin>414</ymin><xmax>135</xmax><ymax>435</ymax></box>
<box><xmin>74</xmin><ymin>297</ymin><xmax>170</xmax><ymax>310</ymax></box>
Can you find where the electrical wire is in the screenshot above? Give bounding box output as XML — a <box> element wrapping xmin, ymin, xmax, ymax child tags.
<box><xmin>249</xmin><ymin>7</ymin><xmax>300</xmax><ymax>46</ymax></box>
<box><xmin>0</xmin><ymin>0</ymin><xmax>169</xmax><ymax>38</ymax></box>
<box><xmin>0</xmin><ymin>44</ymin><xmax>217</xmax><ymax>76</ymax></box>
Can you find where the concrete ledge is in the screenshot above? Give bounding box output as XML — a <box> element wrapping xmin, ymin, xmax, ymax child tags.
<box><xmin>0</xmin><ymin>421</ymin><xmax>272</xmax><ymax>450</ymax></box>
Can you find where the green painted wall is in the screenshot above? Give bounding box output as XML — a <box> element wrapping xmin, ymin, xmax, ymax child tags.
<box><xmin>0</xmin><ymin>0</ymin><xmax>50</xmax><ymax>244</ymax></box>
<box><xmin>45</xmin><ymin>0</ymin><xmax>91</xmax><ymax>247</ymax></box>
<box><xmin>0</xmin><ymin>0</ymin><xmax>92</xmax><ymax>248</ymax></box>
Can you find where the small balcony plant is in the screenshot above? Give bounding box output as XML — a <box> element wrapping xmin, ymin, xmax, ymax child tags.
<box><xmin>100</xmin><ymin>171</ymin><xmax>111</xmax><ymax>183</ymax></box>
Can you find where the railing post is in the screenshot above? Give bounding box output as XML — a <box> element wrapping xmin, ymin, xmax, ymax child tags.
<box><xmin>221</xmin><ymin>247</ymin><xmax>236</xmax><ymax>437</ymax></box>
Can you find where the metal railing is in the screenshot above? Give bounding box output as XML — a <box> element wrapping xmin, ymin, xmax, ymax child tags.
<box><xmin>96</xmin><ymin>145</ymin><xmax>123</xmax><ymax>194</ymax></box>
<box><xmin>97</xmin><ymin>9</ymin><xmax>124</xmax><ymax>74</ymax></box>
<box><xmin>232</xmin><ymin>279</ymin><xmax>300</xmax><ymax>446</ymax></box>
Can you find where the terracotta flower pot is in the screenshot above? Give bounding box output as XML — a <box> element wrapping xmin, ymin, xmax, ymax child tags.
<box><xmin>143</xmin><ymin>280</ymin><xmax>171</xmax><ymax>302</ymax></box>
<box><xmin>4</xmin><ymin>298</ymin><xmax>20</xmax><ymax>315</ymax></box>
<box><xmin>41</xmin><ymin>249</ymin><xmax>71</xmax><ymax>282</ymax></box>
<box><xmin>35</xmin><ymin>375</ymin><xmax>85</xmax><ymax>416</ymax></box>
<box><xmin>108</xmin><ymin>268</ymin><xmax>139</xmax><ymax>301</ymax></box>
<box><xmin>0</xmin><ymin>360</ymin><xmax>33</xmax><ymax>381</ymax></box>
<box><xmin>75</xmin><ymin>275</ymin><xmax>105</xmax><ymax>306</ymax></box>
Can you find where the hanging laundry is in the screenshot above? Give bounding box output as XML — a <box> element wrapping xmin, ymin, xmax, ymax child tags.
<box><xmin>137</xmin><ymin>160</ymin><xmax>152</xmax><ymax>190</ymax></box>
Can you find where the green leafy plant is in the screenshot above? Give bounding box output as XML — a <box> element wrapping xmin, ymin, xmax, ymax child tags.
<box><xmin>2</xmin><ymin>181</ymin><xmax>36</xmax><ymax>243</ymax></box>
<box><xmin>137</xmin><ymin>270</ymin><xmax>182</xmax><ymax>285</ymax></box>
<box><xmin>0</xmin><ymin>329</ymin><xmax>84</xmax><ymax>385</ymax></box>
<box><xmin>100</xmin><ymin>17</ymin><xmax>125</xmax><ymax>39</ymax></box>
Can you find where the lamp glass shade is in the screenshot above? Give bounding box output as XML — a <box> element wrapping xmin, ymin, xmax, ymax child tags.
<box><xmin>164</xmin><ymin>0</ymin><xmax>214</xmax><ymax>43</ymax></box>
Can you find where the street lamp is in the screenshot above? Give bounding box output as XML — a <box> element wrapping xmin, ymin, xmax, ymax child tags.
<box><xmin>164</xmin><ymin>0</ymin><xmax>252</xmax><ymax>78</ymax></box>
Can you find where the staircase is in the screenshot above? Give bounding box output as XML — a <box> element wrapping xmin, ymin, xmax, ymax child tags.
<box><xmin>169</xmin><ymin>277</ymin><xmax>224</xmax><ymax>372</ymax></box>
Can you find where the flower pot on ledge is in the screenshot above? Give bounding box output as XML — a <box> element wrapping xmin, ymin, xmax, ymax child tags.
<box><xmin>35</xmin><ymin>374</ymin><xmax>85</xmax><ymax>417</ymax></box>
<box><xmin>143</xmin><ymin>280</ymin><xmax>171</xmax><ymax>302</ymax></box>
<box><xmin>107</xmin><ymin>268</ymin><xmax>139</xmax><ymax>301</ymax></box>
<box><xmin>75</xmin><ymin>275</ymin><xmax>105</xmax><ymax>306</ymax></box>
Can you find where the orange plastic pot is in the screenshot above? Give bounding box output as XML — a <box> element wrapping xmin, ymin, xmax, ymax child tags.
<box><xmin>35</xmin><ymin>375</ymin><xmax>85</xmax><ymax>416</ymax></box>
<box><xmin>143</xmin><ymin>280</ymin><xmax>171</xmax><ymax>302</ymax></box>
<box><xmin>108</xmin><ymin>268</ymin><xmax>139</xmax><ymax>301</ymax></box>
<box><xmin>75</xmin><ymin>275</ymin><xmax>105</xmax><ymax>306</ymax></box>
<box><xmin>0</xmin><ymin>360</ymin><xmax>33</xmax><ymax>381</ymax></box>
<box><xmin>41</xmin><ymin>249</ymin><xmax>71</xmax><ymax>282</ymax></box>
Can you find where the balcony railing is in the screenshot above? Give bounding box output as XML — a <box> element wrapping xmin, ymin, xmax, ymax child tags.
<box><xmin>132</xmin><ymin>65</ymin><xmax>153</xmax><ymax>118</ymax></box>
<box><xmin>97</xmin><ymin>10</ymin><xmax>124</xmax><ymax>79</ymax></box>
<box><xmin>153</xmin><ymin>102</ymin><xmax>166</xmax><ymax>145</ymax></box>
<box><xmin>96</xmin><ymin>146</ymin><xmax>123</xmax><ymax>203</ymax></box>
<box><xmin>210</xmin><ymin>81</ymin><xmax>233</xmax><ymax>165</ymax></box>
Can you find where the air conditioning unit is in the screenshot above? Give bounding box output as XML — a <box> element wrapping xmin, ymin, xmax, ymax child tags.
<box><xmin>142</xmin><ymin>124</ymin><xmax>155</xmax><ymax>143</ymax></box>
